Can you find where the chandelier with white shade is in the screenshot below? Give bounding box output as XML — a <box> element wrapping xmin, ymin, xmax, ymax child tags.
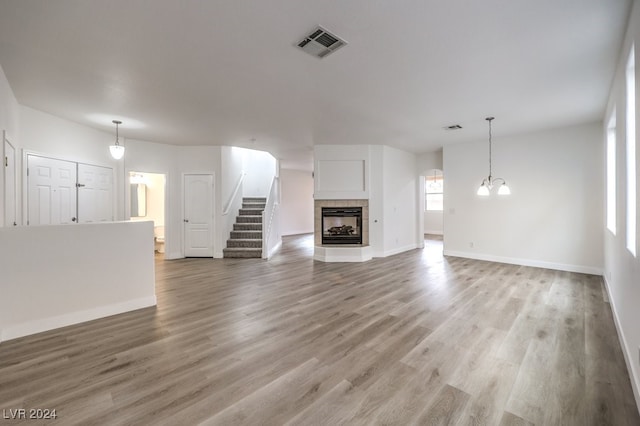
<box><xmin>477</xmin><ymin>117</ymin><xmax>510</xmax><ymax>196</ymax></box>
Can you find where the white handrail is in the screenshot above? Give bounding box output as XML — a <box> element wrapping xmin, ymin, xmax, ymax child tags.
<box><xmin>223</xmin><ymin>172</ymin><xmax>246</xmax><ymax>215</ymax></box>
<box><xmin>262</xmin><ymin>176</ymin><xmax>281</xmax><ymax>259</ymax></box>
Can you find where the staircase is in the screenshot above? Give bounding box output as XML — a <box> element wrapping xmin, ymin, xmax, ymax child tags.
<box><xmin>223</xmin><ymin>197</ymin><xmax>265</xmax><ymax>258</ymax></box>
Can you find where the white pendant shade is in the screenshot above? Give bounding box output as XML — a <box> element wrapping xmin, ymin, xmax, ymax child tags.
<box><xmin>477</xmin><ymin>184</ymin><xmax>490</xmax><ymax>196</ymax></box>
<box><xmin>498</xmin><ymin>184</ymin><xmax>511</xmax><ymax>195</ymax></box>
<box><xmin>109</xmin><ymin>144</ymin><xmax>125</xmax><ymax>159</ymax></box>
<box><xmin>109</xmin><ymin>119</ymin><xmax>125</xmax><ymax>159</ymax></box>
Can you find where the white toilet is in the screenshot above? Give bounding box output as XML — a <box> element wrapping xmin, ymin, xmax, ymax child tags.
<box><xmin>154</xmin><ymin>226</ymin><xmax>165</xmax><ymax>253</ymax></box>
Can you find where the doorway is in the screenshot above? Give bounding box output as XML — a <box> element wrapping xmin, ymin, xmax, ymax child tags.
<box><xmin>183</xmin><ymin>173</ymin><xmax>214</xmax><ymax>257</ymax></box>
<box><xmin>424</xmin><ymin>169</ymin><xmax>444</xmax><ymax>236</ymax></box>
<box><xmin>129</xmin><ymin>171</ymin><xmax>167</xmax><ymax>258</ymax></box>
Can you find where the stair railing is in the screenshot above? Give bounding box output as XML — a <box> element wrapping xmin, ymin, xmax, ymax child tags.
<box><xmin>222</xmin><ymin>172</ymin><xmax>246</xmax><ymax>253</ymax></box>
<box><xmin>262</xmin><ymin>176</ymin><xmax>282</xmax><ymax>259</ymax></box>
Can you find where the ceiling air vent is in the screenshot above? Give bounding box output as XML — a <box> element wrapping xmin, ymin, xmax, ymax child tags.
<box><xmin>296</xmin><ymin>26</ymin><xmax>347</xmax><ymax>59</ymax></box>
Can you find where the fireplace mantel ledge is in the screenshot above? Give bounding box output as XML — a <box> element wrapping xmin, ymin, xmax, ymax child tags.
<box><xmin>314</xmin><ymin>245</ymin><xmax>372</xmax><ymax>262</ymax></box>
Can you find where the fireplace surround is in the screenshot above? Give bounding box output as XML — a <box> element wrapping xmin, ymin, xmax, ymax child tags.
<box><xmin>314</xmin><ymin>199</ymin><xmax>369</xmax><ymax>247</ymax></box>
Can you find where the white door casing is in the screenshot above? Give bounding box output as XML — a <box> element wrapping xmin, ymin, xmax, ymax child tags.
<box><xmin>184</xmin><ymin>174</ymin><xmax>214</xmax><ymax>257</ymax></box>
<box><xmin>27</xmin><ymin>155</ymin><xmax>77</xmax><ymax>225</ymax></box>
<box><xmin>78</xmin><ymin>163</ymin><xmax>113</xmax><ymax>223</ymax></box>
<box><xmin>4</xmin><ymin>134</ymin><xmax>16</xmax><ymax>226</ymax></box>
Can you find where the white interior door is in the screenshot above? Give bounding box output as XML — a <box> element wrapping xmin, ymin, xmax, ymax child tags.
<box><xmin>77</xmin><ymin>163</ymin><xmax>113</xmax><ymax>223</ymax></box>
<box><xmin>184</xmin><ymin>174</ymin><xmax>214</xmax><ymax>257</ymax></box>
<box><xmin>27</xmin><ymin>155</ymin><xmax>77</xmax><ymax>225</ymax></box>
<box><xmin>4</xmin><ymin>134</ymin><xmax>16</xmax><ymax>226</ymax></box>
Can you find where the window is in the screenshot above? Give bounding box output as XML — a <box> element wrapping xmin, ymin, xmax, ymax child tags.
<box><xmin>607</xmin><ymin>109</ymin><xmax>616</xmax><ymax>235</ymax></box>
<box><xmin>425</xmin><ymin>170</ymin><xmax>443</xmax><ymax>211</ymax></box>
<box><xmin>626</xmin><ymin>48</ymin><xmax>636</xmax><ymax>256</ymax></box>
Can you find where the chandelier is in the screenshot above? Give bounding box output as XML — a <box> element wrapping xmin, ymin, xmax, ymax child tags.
<box><xmin>477</xmin><ymin>117</ymin><xmax>510</xmax><ymax>196</ymax></box>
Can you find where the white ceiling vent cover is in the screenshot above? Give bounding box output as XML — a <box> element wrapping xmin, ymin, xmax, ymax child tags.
<box><xmin>296</xmin><ymin>26</ymin><xmax>347</xmax><ymax>59</ymax></box>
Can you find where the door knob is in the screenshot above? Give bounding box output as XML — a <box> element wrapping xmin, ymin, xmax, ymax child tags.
<box><xmin>184</xmin><ymin>219</ymin><xmax>189</xmax><ymax>223</ymax></box>
<box><xmin>72</xmin><ymin>217</ymin><xmax>77</xmax><ymax>222</ymax></box>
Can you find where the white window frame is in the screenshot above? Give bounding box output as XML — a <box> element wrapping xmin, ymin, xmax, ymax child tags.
<box><xmin>626</xmin><ymin>47</ymin><xmax>636</xmax><ymax>256</ymax></box>
<box><xmin>607</xmin><ymin>108</ymin><xmax>617</xmax><ymax>235</ymax></box>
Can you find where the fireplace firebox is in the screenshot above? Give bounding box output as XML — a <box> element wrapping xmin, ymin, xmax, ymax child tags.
<box><xmin>322</xmin><ymin>207</ymin><xmax>363</xmax><ymax>245</ymax></box>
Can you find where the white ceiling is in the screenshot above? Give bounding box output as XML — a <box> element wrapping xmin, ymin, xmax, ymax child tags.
<box><xmin>0</xmin><ymin>0</ymin><xmax>631</xmax><ymax>170</ymax></box>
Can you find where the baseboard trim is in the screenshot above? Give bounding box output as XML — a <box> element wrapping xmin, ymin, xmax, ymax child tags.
<box><xmin>380</xmin><ymin>243</ymin><xmax>420</xmax><ymax>258</ymax></box>
<box><xmin>0</xmin><ymin>296</ymin><xmax>157</xmax><ymax>342</ymax></box>
<box><xmin>282</xmin><ymin>230</ymin><xmax>314</xmax><ymax>237</ymax></box>
<box><xmin>602</xmin><ymin>275</ymin><xmax>640</xmax><ymax>416</ymax></box>
<box><xmin>442</xmin><ymin>250</ymin><xmax>603</xmax><ymax>276</ymax></box>
<box><xmin>165</xmin><ymin>251</ymin><xmax>183</xmax><ymax>260</ymax></box>
<box><xmin>263</xmin><ymin>240</ymin><xmax>283</xmax><ymax>259</ymax></box>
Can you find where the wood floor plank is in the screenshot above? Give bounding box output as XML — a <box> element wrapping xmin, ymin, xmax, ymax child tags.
<box><xmin>0</xmin><ymin>234</ymin><xmax>638</xmax><ymax>425</ymax></box>
<box><xmin>413</xmin><ymin>383</ymin><xmax>470</xmax><ymax>425</ymax></box>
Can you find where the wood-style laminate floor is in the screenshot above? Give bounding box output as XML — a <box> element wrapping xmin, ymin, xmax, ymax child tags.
<box><xmin>1</xmin><ymin>234</ymin><xmax>638</xmax><ymax>425</ymax></box>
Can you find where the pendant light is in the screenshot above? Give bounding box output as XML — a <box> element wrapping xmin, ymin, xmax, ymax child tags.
<box><xmin>477</xmin><ymin>117</ymin><xmax>510</xmax><ymax>196</ymax></box>
<box><xmin>109</xmin><ymin>120</ymin><xmax>125</xmax><ymax>160</ymax></box>
<box><xmin>427</xmin><ymin>170</ymin><xmax>441</xmax><ymax>192</ymax></box>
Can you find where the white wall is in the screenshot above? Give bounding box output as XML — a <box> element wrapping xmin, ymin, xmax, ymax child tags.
<box><xmin>280</xmin><ymin>168</ymin><xmax>313</xmax><ymax>235</ymax></box>
<box><xmin>314</xmin><ymin>145</ymin><xmax>370</xmax><ymax>200</ymax></box>
<box><xmin>0</xmin><ymin>64</ymin><xmax>21</xmax><ymax>227</ymax></box>
<box><xmin>603</xmin><ymin>0</ymin><xmax>640</xmax><ymax>410</ymax></box>
<box><xmin>0</xmin><ymin>221</ymin><xmax>156</xmax><ymax>341</ymax></box>
<box><xmin>221</xmin><ymin>146</ymin><xmax>245</xmax><ymax>209</ymax></box>
<box><xmin>443</xmin><ymin>123</ymin><xmax>603</xmax><ymax>274</ymax></box>
<box><xmin>380</xmin><ymin>145</ymin><xmax>420</xmax><ymax>256</ymax></box>
<box><xmin>314</xmin><ymin>144</ymin><xmax>420</xmax><ymax>258</ymax></box>
<box><xmin>424</xmin><ymin>210</ymin><xmax>444</xmax><ymax>235</ymax></box>
<box><xmin>417</xmin><ymin>150</ymin><xmax>443</xmax><ymax>174</ymax></box>
<box><xmin>243</xmin><ymin>148</ymin><xmax>277</xmax><ymax>197</ymax></box>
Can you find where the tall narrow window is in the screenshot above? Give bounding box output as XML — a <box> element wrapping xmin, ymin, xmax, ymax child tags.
<box><xmin>425</xmin><ymin>170</ymin><xmax>443</xmax><ymax>211</ymax></box>
<box><xmin>607</xmin><ymin>109</ymin><xmax>617</xmax><ymax>234</ymax></box>
<box><xmin>626</xmin><ymin>48</ymin><xmax>636</xmax><ymax>256</ymax></box>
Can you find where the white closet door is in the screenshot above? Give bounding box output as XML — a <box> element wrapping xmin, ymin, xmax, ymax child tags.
<box><xmin>77</xmin><ymin>163</ymin><xmax>113</xmax><ymax>223</ymax></box>
<box><xmin>184</xmin><ymin>174</ymin><xmax>214</xmax><ymax>257</ymax></box>
<box><xmin>27</xmin><ymin>155</ymin><xmax>77</xmax><ymax>225</ymax></box>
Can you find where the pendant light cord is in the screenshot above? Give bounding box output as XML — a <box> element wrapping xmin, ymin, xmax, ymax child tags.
<box><xmin>486</xmin><ymin>117</ymin><xmax>494</xmax><ymax>179</ymax></box>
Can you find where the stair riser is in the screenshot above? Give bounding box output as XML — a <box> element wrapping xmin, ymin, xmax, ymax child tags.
<box><xmin>230</xmin><ymin>231</ymin><xmax>262</xmax><ymax>239</ymax></box>
<box><xmin>227</xmin><ymin>240</ymin><xmax>262</xmax><ymax>248</ymax></box>
<box><xmin>234</xmin><ymin>223</ymin><xmax>262</xmax><ymax>231</ymax></box>
<box><xmin>223</xmin><ymin>249</ymin><xmax>262</xmax><ymax>259</ymax></box>
<box><xmin>237</xmin><ymin>216</ymin><xmax>262</xmax><ymax>223</ymax></box>
<box><xmin>243</xmin><ymin>198</ymin><xmax>266</xmax><ymax>203</ymax></box>
<box><xmin>242</xmin><ymin>203</ymin><xmax>265</xmax><ymax>209</ymax></box>
<box><xmin>239</xmin><ymin>209</ymin><xmax>263</xmax><ymax>216</ymax></box>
